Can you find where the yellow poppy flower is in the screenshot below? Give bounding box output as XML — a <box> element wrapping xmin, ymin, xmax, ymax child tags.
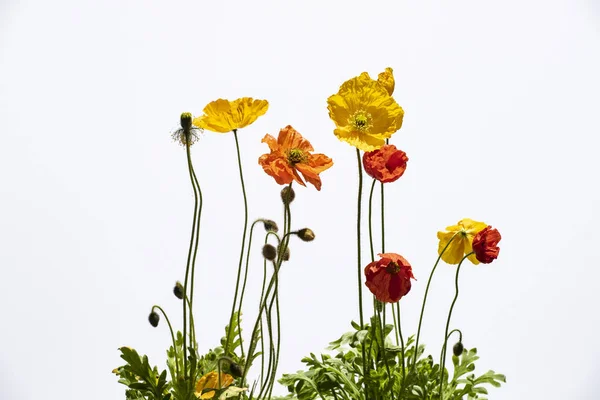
<box><xmin>327</xmin><ymin>71</ymin><xmax>404</xmax><ymax>152</ymax></box>
<box><xmin>437</xmin><ymin>218</ymin><xmax>487</xmax><ymax>265</ymax></box>
<box><xmin>193</xmin><ymin>98</ymin><xmax>269</xmax><ymax>133</ymax></box>
<box><xmin>194</xmin><ymin>371</ymin><xmax>234</xmax><ymax>399</ymax></box>
<box><xmin>377</xmin><ymin>67</ymin><xmax>395</xmax><ymax>96</ymax></box>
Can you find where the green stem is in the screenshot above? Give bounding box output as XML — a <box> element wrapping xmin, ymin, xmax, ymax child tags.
<box><xmin>185</xmin><ymin>296</ymin><xmax>196</xmax><ymax>352</ymax></box>
<box><xmin>438</xmin><ymin>253</ymin><xmax>472</xmax><ymax>399</ymax></box>
<box><xmin>378</xmin><ymin>306</ymin><xmax>394</xmax><ymax>400</ymax></box>
<box><xmin>189</xmin><ymin>156</ymin><xmax>203</xmax><ymax>330</ymax></box>
<box><xmin>152</xmin><ymin>305</ymin><xmax>179</xmax><ymax>377</ymax></box>
<box><xmin>182</xmin><ymin>143</ymin><xmax>200</xmax><ymax>377</ymax></box>
<box><xmin>355</xmin><ymin>149</ymin><xmax>368</xmax><ymax>400</ymax></box>
<box><xmin>368</xmin><ymin>179</ymin><xmax>377</xmax><ymax>262</ymax></box>
<box><xmin>224</xmin><ymin>129</ymin><xmax>250</xmax><ymax>357</ymax></box>
<box><xmin>396</xmin><ymin>302</ymin><xmax>406</xmax><ymax>384</ymax></box>
<box><xmin>412</xmin><ymin>233</ymin><xmax>459</xmax><ymax>369</ymax></box>
<box><xmin>391</xmin><ymin>304</ymin><xmax>400</xmax><ymax>346</ymax></box>
<box><xmin>236</xmin><ymin>220</ymin><xmax>263</xmax><ymax>360</ymax></box>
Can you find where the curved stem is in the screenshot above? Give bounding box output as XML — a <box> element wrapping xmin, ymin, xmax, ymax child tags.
<box><xmin>182</xmin><ymin>143</ymin><xmax>200</xmax><ymax>377</ymax></box>
<box><xmin>189</xmin><ymin>158</ymin><xmax>203</xmax><ymax>328</ymax></box>
<box><xmin>412</xmin><ymin>233</ymin><xmax>459</xmax><ymax>369</ymax></box>
<box><xmin>152</xmin><ymin>305</ymin><xmax>179</xmax><ymax>377</ymax></box>
<box><xmin>225</xmin><ymin>129</ymin><xmax>250</xmax><ymax>357</ymax></box>
<box><xmin>396</xmin><ymin>302</ymin><xmax>406</xmax><ymax>383</ymax></box>
<box><xmin>355</xmin><ymin>149</ymin><xmax>368</xmax><ymax>400</ymax></box>
<box><xmin>438</xmin><ymin>253</ymin><xmax>472</xmax><ymax>398</ymax></box>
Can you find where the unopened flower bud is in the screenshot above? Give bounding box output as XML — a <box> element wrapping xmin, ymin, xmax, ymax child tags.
<box><xmin>262</xmin><ymin>219</ymin><xmax>279</xmax><ymax>233</ymax></box>
<box><xmin>229</xmin><ymin>362</ymin><xmax>243</xmax><ymax>378</ymax></box>
<box><xmin>281</xmin><ymin>187</ymin><xmax>295</xmax><ymax>204</ymax></box>
<box><xmin>282</xmin><ymin>247</ymin><xmax>290</xmax><ymax>261</ymax></box>
<box><xmin>262</xmin><ymin>244</ymin><xmax>277</xmax><ymax>261</ymax></box>
<box><xmin>296</xmin><ymin>228</ymin><xmax>315</xmax><ymax>242</ymax></box>
<box><xmin>148</xmin><ymin>311</ymin><xmax>160</xmax><ymax>327</ymax></box>
<box><xmin>453</xmin><ymin>341</ymin><xmax>464</xmax><ymax>357</ymax></box>
<box><xmin>180</xmin><ymin>112</ymin><xmax>193</xmax><ymax>132</ymax></box>
<box><xmin>173</xmin><ymin>281</ymin><xmax>184</xmax><ymax>300</ymax></box>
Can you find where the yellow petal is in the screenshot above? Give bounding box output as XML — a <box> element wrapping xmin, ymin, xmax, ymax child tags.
<box><xmin>377</xmin><ymin>67</ymin><xmax>395</xmax><ymax>96</ymax></box>
<box><xmin>194</xmin><ymin>98</ymin><xmax>269</xmax><ymax>133</ymax></box>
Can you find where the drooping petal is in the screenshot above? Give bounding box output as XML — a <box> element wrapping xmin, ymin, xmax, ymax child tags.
<box><xmin>258</xmin><ymin>152</ymin><xmax>296</xmax><ymax>185</ymax></box>
<box><xmin>261</xmin><ymin>134</ymin><xmax>280</xmax><ymax>152</ymax></box>
<box><xmin>377</xmin><ymin>67</ymin><xmax>395</xmax><ymax>96</ymax></box>
<box><xmin>194</xmin><ymin>98</ymin><xmax>268</xmax><ymax>133</ymax></box>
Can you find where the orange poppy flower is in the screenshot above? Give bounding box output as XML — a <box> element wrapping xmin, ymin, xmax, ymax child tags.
<box><xmin>472</xmin><ymin>226</ymin><xmax>502</xmax><ymax>264</ymax></box>
<box><xmin>363</xmin><ymin>144</ymin><xmax>408</xmax><ymax>183</ymax></box>
<box><xmin>258</xmin><ymin>125</ymin><xmax>333</xmax><ymax>191</ymax></box>
<box><xmin>364</xmin><ymin>253</ymin><xmax>415</xmax><ymax>303</ymax></box>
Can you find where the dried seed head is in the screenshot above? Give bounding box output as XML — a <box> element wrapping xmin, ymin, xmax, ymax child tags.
<box><xmin>262</xmin><ymin>244</ymin><xmax>277</xmax><ymax>261</ymax></box>
<box><xmin>296</xmin><ymin>228</ymin><xmax>315</xmax><ymax>242</ymax></box>
<box><xmin>262</xmin><ymin>219</ymin><xmax>279</xmax><ymax>233</ymax></box>
<box><xmin>281</xmin><ymin>186</ymin><xmax>295</xmax><ymax>204</ymax></box>
<box><xmin>453</xmin><ymin>342</ymin><xmax>464</xmax><ymax>357</ymax></box>
<box><xmin>173</xmin><ymin>281</ymin><xmax>184</xmax><ymax>300</ymax></box>
<box><xmin>148</xmin><ymin>311</ymin><xmax>160</xmax><ymax>327</ymax></box>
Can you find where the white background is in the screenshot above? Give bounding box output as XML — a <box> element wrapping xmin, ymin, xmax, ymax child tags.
<box><xmin>1</xmin><ymin>0</ymin><xmax>599</xmax><ymax>399</ymax></box>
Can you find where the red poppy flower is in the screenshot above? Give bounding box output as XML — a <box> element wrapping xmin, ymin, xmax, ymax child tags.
<box><xmin>362</xmin><ymin>144</ymin><xmax>408</xmax><ymax>183</ymax></box>
<box><xmin>472</xmin><ymin>226</ymin><xmax>502</xmax><ymax>264</ymax></box>
<box><xmin>364</xmin><ymin>253</ymin><xmax>415</xmax><ymax>303</ymax></box>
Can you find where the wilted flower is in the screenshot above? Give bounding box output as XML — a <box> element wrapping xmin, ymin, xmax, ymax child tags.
<box><xmin>193</xmin><ymin>98</ymin><xmax>268</xmax><ymax>133</ymax></box>
<box><xmin>363</xmin><ymin>144</ymin><xmax>408</xmax><ymax>183</ymax></box>
<box><xmin>364</xmin><ymin>253</ymin><xmax>415</xmax><ymax>303</ymax></box>
<box><xmin>259</xmin><ymin>125</ymin><xmax>333</xmax><ymax>191</ymax></box>
<box><xmin>327</xmin><ymin>70</ymin><xmax>404</xmax><ymax>151</ymax></box>
<box><xmin>472</xmin><ymin>226</ymin><xmax>502</xmax><ymax>264</ymax></box>
<box><xmin>194</xmin><ymin>371</ymin><xmax>234</xmax><ymax>399</ymax></box>
<box><xmin>437</xmin><ymin>218</ymin><xmax>487</xmax><ymax>265</ymax></box>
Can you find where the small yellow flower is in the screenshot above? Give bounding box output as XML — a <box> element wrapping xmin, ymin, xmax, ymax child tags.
<box><xmin>195</xmin><ymin>371</ymin><xmax>234</xmax><ymax>399</ymax></box>
<box><xmin>193</xmin><ymin>98</ymin><xmax>269</xmax><ymax>133</ymax></box>
<box><xmin>437</xmin><ymin>218</ymin><xmax>487</xmax><ymax>265</ymax></box>
<box><xmin>377</xmin><ymin>67</ymin><xmax>395</xmax><ymax>96</ymax></box>
<box><xmin>327</xmin><ymin>71</ymin><xmax>404</xmax><ymax>151</ymax></box>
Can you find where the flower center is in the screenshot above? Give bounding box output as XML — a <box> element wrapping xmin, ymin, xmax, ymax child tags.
<box><xmin>386</xmin><ymin>261</ymin><xmax>400</xmax><ymax>274</ymax></box>
<box><xmin>287</xmin><ymin>148</ymin><xmax>306</xmax><ymax>165</ymax></box>
<box><xmin>349</xmin><ymin>110</ymin><xmax>373</xmax><ymax>133</ymax></box>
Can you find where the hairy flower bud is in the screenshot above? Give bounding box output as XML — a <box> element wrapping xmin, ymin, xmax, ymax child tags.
<box><xmin>229</xmin><ymin>362</ymin><xmax>243</xmax><ymax>378</ymax></box>
<box><xmin>453</xmin><ymin>341</ymin><xmax>464</xmax><ymax>357</ymax></box>
<box><xmin>262</xmin><ymin>219</ymin><xmax>279</xmax><ymax>233</ymax></box>
<box><xmin>148</xmin><ymin>311</ymin><xmax>160</xmax><ymax>327</ymax></box>
<box><xmin>262</xmin><ymin>244</ymin><xmax>277</xmax><ymax>261</ymax></box>
<box><xmin>281</xmin><ymin>186</ymin><xmax>295</xmax><ymax>204</ymax></box>
<box><xmin>296</xmin><ymin>228</ymin><xmax>315</xmax><ymax>242</ymax></box>
<box><xmin>173</xmin><ymin>281</ymin><xmax>184</xmax><ymax>300</ymax></box>
<box><xmin>282</xmin><ymin>247</ymin><xmax>290</xmax><ymax>261</ymax></box>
